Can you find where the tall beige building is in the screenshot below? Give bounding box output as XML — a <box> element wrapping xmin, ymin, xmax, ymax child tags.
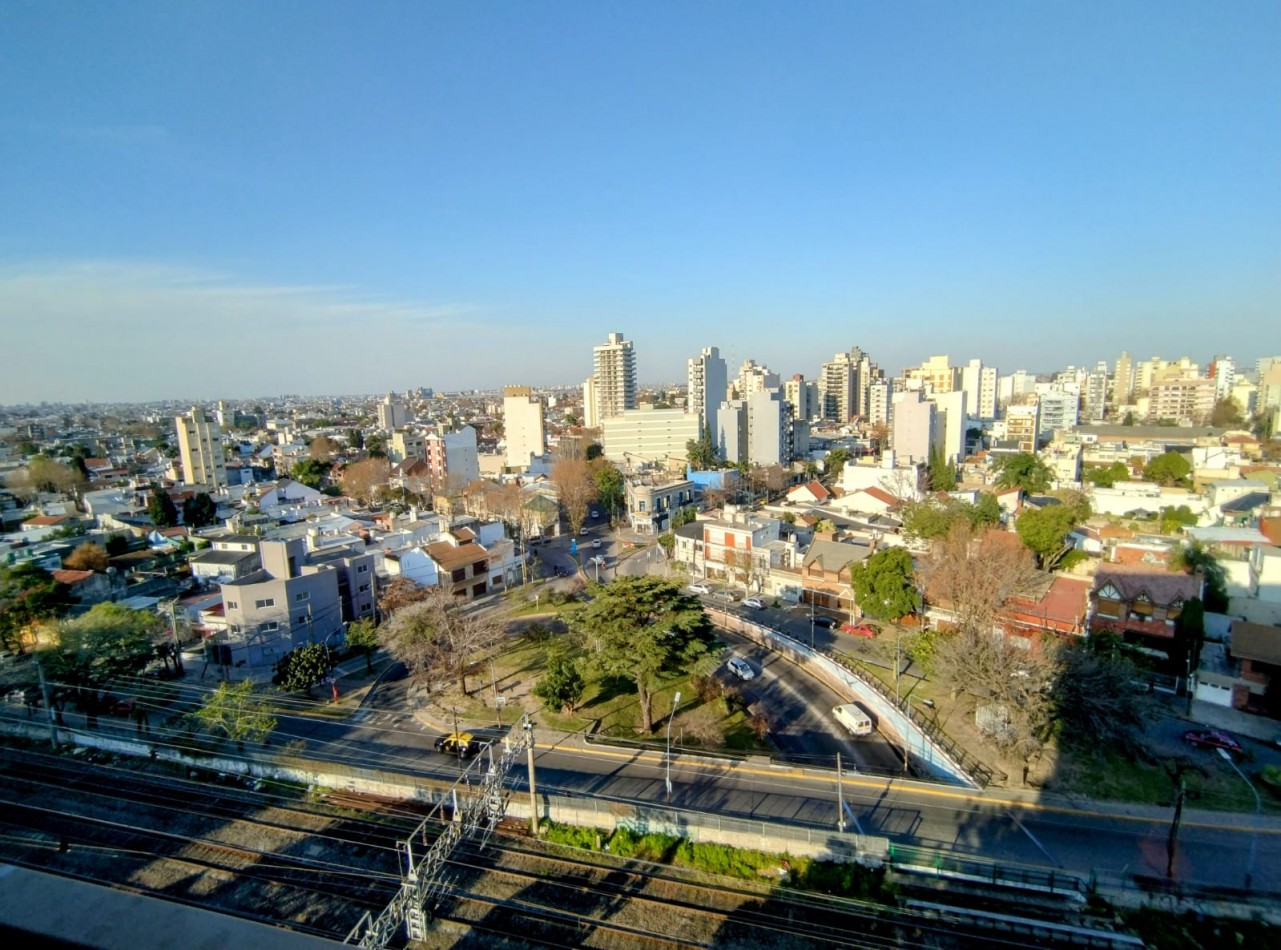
<box><xmin>175</xmin><ymin>406</ymin><xmax>227</xmax><ymax>489</ymax></box>
<box><xmin>906</xmin><ymin>355</ymin><xmax>958</xmax><ymax>395</ymax></box>
<box><xmin>502</xmin><ymin>385</ymin><xmax>546</xmax><ymax>469</ymax></box>
<box><xmin>1112</xmin><ymin>352</ymin><xmax>1133</xmax><ymax>407</ymax></box>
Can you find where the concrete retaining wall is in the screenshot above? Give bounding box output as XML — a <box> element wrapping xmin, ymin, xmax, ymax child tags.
<box><xmin>709</xmin><ymin>608</ymin><xmax>979</xmax><ymax>788</ymax></box>
<box><xmin>1</xmin><ymin>720</ymin><xmax>888</xmax><ymax>865</ymax></box>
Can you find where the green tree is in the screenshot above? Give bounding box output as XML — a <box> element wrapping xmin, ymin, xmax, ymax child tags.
<box><xmin>0</xmin><ymin>563</ymin><xmax>70</xmax><ymax>653</ymax></box>
<box><xmin>672</xmin><ymin>505</ymin><xmax>697</xmax><ymax>528</ymax></box>
<box><xmin>971</xmin><ymin>492</ymin><xmax>1002</xmax><ymax>529</ymax></box>
<box><xmin>685</xmin><ymin>423</ymin><xmax>719</xmax><ymax>470</ymax></box>
<box><xmin>993</xmin><ymin>452</ymin><xmax>1052</xmax><ymax>494</ymax></box>
<box><xmin>1173</xmin><ymin>540</ymin><xmax>1229</xmax><ymax>613</ymax></box>
<box><xmin>1209</xmin><ymin>398</ymin><xmax>1244</xmax><ymax>428</ymax></box>
<box><xmin>345</xmin><ymin>428</ymin><xmax>364</xmax><ymax>450</ymax></box>
<box><xmin>593</xmin><ymin>462</ymin><xmax>625</xmax><ymax>519</ymax></box>
<box><xmin>147</xmin><ymin>488</ymin><xmax>178</xmax><ymax>528</ymax></box>
<box><xmin>1083</xmin><ymin>462</ymin><xmax>1131</xmax><ymax>489</ymax></box>
<box><xmin>533</xmin><ymin>652</ymin><xmax>586</xmax><ymax>714</ymax></box>
<box><xmin>272</xmin><ymin>642</ymin><xmax>334</xmax><ymax>696</ymax></box>
<box><xmin>584</xmin><ymin>442</ymin><xmax>604</xmax><ymax>461</ymax></box>
<box><xmin>567</xmin><ymin>576</ymin><xmax>716</xmax><ymax>733</ymax></box>
<box><xmin>824</xmin><ymin>448</ymin><xmax>850</xmax><ymax>481</ymax></box>
<box><xmin>656</xmin><ymin>532</ymin><xmax>675</xmax><ymax>555</ymax></box>
<box><xmin>901</xmin><ymin>499</ymin><xmax>970</xmax><ymax>541</ymax></box>
<box><xmin>850</xmin><ymin>548</ymin><xmax>918</xmax><ymax>620</ymax></box>
<box><xmin>290</xmin><ymin>458</ymin><xmax>331</xmax><ymax>489</ymax></box>
<box><xmin>1122</xmin><ymin>411</ymin><xmax>1136</xmax><ymax>426</ymax></box>
<box><xmin>1143</xmin><ymin>451</ymin><xmax>1192</xmax><ymax>488</ymax></box>
<box><xmin>1015</xmin><ymin>504</ymin><xmax>1079</xmax><ymax>569</ymax></box>
<box><xmin>43</xmin><ymin>604</ymin><xmax>163</xmax><ymax>722</ymax></box>
<box><xmin>345</xmin><ymin>618</ymin><xmax>380</xmax><ymax>674</ymax></box>
<box><xmin>927</xmin><ymin>445</ymin><xmax>957</xmax><ymax>492</ymax></box>
<box><xmin>1158</xmin><ymin>505</ymin><xmax>1198</xmax><ymax>533</ymax></box>
<box><xmin>1175</xmin><ymin>597</ymin><xmax>1206</xmax><ymax>679</ymax></box>
<box><xmin>182</xmin><ymin>492</ymin><xmax>218</xmax><ymax>528</ymax></box>
<box><xmin>196</xmin><ymin>681</ymin><xmax>278</xmax><ymax>751</ymax></box>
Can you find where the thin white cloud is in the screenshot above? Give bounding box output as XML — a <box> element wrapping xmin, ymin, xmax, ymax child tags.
<box><xmin>0</xmin><ymin>261</ymin><xmax>509</xmax><ymax>403</ymax></box>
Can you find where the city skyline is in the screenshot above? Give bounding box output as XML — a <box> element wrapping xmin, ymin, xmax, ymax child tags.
<box><xmin>2</xmin><ymin>3</ymin><xmax>1278</xmax><ymax>403</ymax></box>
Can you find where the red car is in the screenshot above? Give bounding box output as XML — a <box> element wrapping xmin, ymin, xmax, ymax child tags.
<box><xmin>1182</xmin><ymin>729</ymin><xmax>1243</xmax><ymax>755</ymax></box>
<box><xmin>841</xmin><ymin>622</ymin><xmax>877</xmax><ymax>638</ymax></box>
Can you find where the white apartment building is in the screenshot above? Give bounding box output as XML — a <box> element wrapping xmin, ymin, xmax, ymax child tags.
<box><xmin>1210</xmin><ymin>356</ymin><xmax>1236</xmax><ymax>403</ymax></box>
<box><xmin>746</xmin><ymin>388</ymin><xmax>790</xmax><ymax>466</ymax></box>
<box><xmin>687</xmin><ymin>346</ymin><xmax>728</xmax><ymax>442</ymax></box>
<box><xmin>1037</xmin><ymin>391</ymin><xmax>1079</xmax><ymax>440</ymax></box>
<box><xmin>502</xmin><ymin>385</ymin><xmax>546</xmax><ymax>469</ymax></box>
<box><xmin>717</xmin><ymin>399</ymin><xmax>749</xmax><ymax>465</ymax></box>
<box><xmin>820</xmin><ymin>352</ymin><xmax>855</xmax><ymax>423</ymax></box>
<box><xmin>867</xmin><ymin>379</ymin><xmax>891</xmax><ymax>427</ymax></box>
<box><xmin>581</xmin><ymin>376</ymin><xmax>599</xmax><ymax>429</ymax></box>
<box><xmin>423</xmin><ymin>425</ymin><xmax>480</xmax><ymax>489</ymax></box>
<box><xmin>927</xmin><ymin>389</ymin><xmax>967</xmax><ymax>463</ymax></box>
<box><xmin>960</xmin><ymin>359</ymin><xmax>998</xmax><ymax>421</ymax></box>
<box><xmin>601</xmin><ymin>406</ymin><xmax>700</xmax><ymax>469</ymax></box>
<box><xmin>591</xmin><ymin>331</ymin><xmax>637</xmax><ymax>421</ymax></box>
<box><xmin>783</xmin><ymin>375</ymin><xmax>820</xmax><ymax>423</ymax></box>
<box><xmin>891</xmin><ymin>390</ymin><xmax>936</xmax><ymax>465</ymax></box>
<box><xmin>175</xmin><ymin>405</ymin><xmax>227</xmax><ymax>490</ymax></box>
<box><xmin>735</xmin><ymin>359</ymin><xmax>779</xmax><ymax>398</ymax></box>
<box><xmin>377</xmin><ymin>393</ymin><xmax>407</xmax><ymax>431</ymax></box>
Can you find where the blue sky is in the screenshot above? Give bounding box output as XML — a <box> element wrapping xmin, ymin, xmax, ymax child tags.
<box><xmin>2</xmin><ymin>2</ymin><xmax>1278</xmax><ymax>403</ymax></box>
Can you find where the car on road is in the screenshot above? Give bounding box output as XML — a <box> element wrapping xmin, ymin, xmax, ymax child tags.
<box><xmin>579</xmin><ymin>528</ymin><xmax>589</xmax><ymax>536</ymax></box>
<box><xmin>1182</xmin><ymin>729</ymin><xmax>1243</xmax><ymax>755</ymax></box>
<box><xmin>811</xmin><ymin>615</ymin><xmax>836</xmax><ymax>628</ymax></box>
<box><xmin>841</xmin><ymin>622</ymin><xmax>877</xmax><ymax>638</ymax></box>
<box><xmin>726</xmin><ymin>657</ymin><xmax>755</xmax><ymax>681</ymax></box>
<box><xmin>741</xmin><ymin>597</ymin><xmax>764</xmax><ymax>609</ymax></box>
<box><xmin>591</xmin><ymin>510</ymin><xmax>600</xmax><ymax>518</ymax></box>
<box><xmin>592</xmin><ymin>539</ymin><xmax>601</xmax><ymax>548</ymax></box>
<box><xmin>435</xmin><ymin>732</ymin><xmax>484</xmax><ymax>757</ymax></box>
<box><xmin>688</xmin><ymin>583</ymin><xmax>711</xmax><ymax>595</ymax></box>
<box><xmin>714</xmin><ymin>590</ymin><xmax>736</xmax><ymax>603</ymax></box>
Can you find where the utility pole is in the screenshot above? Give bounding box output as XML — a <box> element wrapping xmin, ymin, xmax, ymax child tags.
<box><xmin>168</xmin><ymin>600</ymin><xmax>185</xmax><ymax>674</ymax></box>
<box><xmin>36</xmin><ymin>658</ymin><xmax>59</xmax><ymax>749</ymax></box>
<box><xmin>836</xmin><ymin>752</ymin><xmax>846</xmax><ymax>832</ymax></box>
<box><xmin>524</xmin><ymin>716</ymin><xmax>539</xmax><ymax>837</ymax></box>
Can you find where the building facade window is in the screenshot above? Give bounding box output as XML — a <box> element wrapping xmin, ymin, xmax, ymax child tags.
<box><xmin>254</xmin><ymin>598</ymin><xmax>275</xmax><ymax>608</ymax></box>
<box><xmin>295</xmin><ymin>591</ymin><xmax>309</xmax><ymax>602</ymax></box>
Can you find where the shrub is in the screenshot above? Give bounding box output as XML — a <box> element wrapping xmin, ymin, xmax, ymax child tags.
<box><xmin>541</xmin><ymin>821</ymin><xmax>600</xmax><ymax>850</ymax></box>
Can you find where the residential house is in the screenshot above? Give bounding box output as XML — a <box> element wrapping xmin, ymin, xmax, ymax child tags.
<box><xmin>426</xmin><ymin>531</ymin><xmax>493</xmax><ymax>600</ymax></box>
<box><xmin>672</xmin><ymin>507</ymin><xmax>783</xmax><ymax>590</ymax></box>
<box><xmin>1089</xmin><ymin>564</ymin><xmax>1202</xmax><ymax>669</ymax></box>
<box><xmin>624</xmin><ymin>475</ymin><xmax>697</xmax><ymax>535</ymax></box>
<box><xmin>786</xmin><ymin>480</ymin><xmax>831</xmax><ymax>506</ymax></box>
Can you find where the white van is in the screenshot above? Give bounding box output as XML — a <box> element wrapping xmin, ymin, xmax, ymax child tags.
<box><xmin>833</xmin><ymin>703</ymin><xmax>874</xmax><ymax>737</ymax></box>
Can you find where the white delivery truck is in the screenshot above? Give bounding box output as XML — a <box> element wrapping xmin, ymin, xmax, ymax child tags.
<box><xmin>833</xmin><ymin>703</ymin><xmax>874</xmax><ymax>737</ymax></box>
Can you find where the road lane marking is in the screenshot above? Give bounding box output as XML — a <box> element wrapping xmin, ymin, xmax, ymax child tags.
<box><xmin>559</xmin><ymin>741</ymin><xmax>1281</xmax><ymax>834</ymax></box>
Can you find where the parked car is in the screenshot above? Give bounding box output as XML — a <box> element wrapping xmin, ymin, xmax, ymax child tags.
<box><xmin>715</xmin><ymin>590</ymin><xmax>736</xmax><ymax>603</ymax></box>
<box><xmin>841</xmin><ymin>622</ymin><xmax>877</xmax><ymax>638</ymax></box>
<box><xmin>1182</xmin><ymin>729</ymin><xmax>1243</xmax><ymax>755</ymax></box>
<box><xmin>592</xmin><ymin>539</ymin><xmax>601</xmax><ymax>548</ymax></box>
<box><xmin>591</xmin><ymin>510</ymin><xmax>601</xmax><ymax>518</ymax></box>
<box><xmin>688</xmin><ymin>583</ymin><xmax>711</xmax><ymax>595</ymax></box>
<box><xmin>109</xmin><ymin>697</ymin><xmax>136</xmax><ymax>716</ymax></box>
<box><xmin>742</xmin><ymin>597</ymin><xmax>764</xmax><ymax>610</ymax></box>
<box><xmin>812</xmin><ymin>615</ymin><xmax>837</xmax><ymax>628</ymax></box>
<box><xmin>726</xmin><ymin>657</ymin><xmax>756</xmax><ymax>681</ymax></box>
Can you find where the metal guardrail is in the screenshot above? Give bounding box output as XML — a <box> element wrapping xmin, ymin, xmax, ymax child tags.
<box><xmin>828</xmin><ymin>651</ymin><xmax>1006</xmax><ymax>789</ymax></box>
<box><xmin>889</xmin><ymin>842</ymin><xmax>1087</xmax><ymax>897</ymax></box>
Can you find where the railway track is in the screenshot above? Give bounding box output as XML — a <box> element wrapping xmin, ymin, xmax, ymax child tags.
<box><xmin>0</xmin><ymin>743</ymin><xmax>1135</xmax><ymax>948</ymax></box>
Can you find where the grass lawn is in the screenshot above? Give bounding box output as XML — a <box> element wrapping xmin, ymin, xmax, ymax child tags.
<box><xmin>487</xmin><ymin>626</ymin><xmax>767</xmax><ymax>754</ymax></box>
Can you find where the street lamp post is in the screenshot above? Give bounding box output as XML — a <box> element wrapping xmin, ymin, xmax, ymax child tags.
<box><xmin>665</xmin><ymin>691</ymin><xmax>682</xmax><ymax>801</ymax></box>
<box><xmin>1218</xmin><ymin>747</ymin><xmax>1260</xmax><ymax>889</ymax></box>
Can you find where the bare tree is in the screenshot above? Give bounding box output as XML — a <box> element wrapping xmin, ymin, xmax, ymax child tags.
<box><xmin>552</xmin><ymin>458</ymin><xmax>595</xmax><ymax>534</ymax></box>
<box><xmin>877</xmin><ymin>464</ymin><xmax>927</xmax><ymax>504</ymax></box>
<box><xmin>378</xmin><ymin>589</ymin><xmax>503</xmax><ymax>694</ymax></box>
<box><xmin>342</xmin><ymin>457</ymin><xmax>391</xmax><ymax>504</ymax></box>
<box><xmin>378</xmin><ymin>576</ymin><xmax>435</xmax><ymax>617</ymax></box>
<box><xmin>918</xmin><ymin>524</ymin><xmax>1042</xmax><ymax>639</ymax></box>
<box><xmin>309</xmin><ymin>435</ymin><xmax>338</xmax><ymax>462</ymax></box>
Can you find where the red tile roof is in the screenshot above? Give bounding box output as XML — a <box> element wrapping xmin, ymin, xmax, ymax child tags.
<box><xmin>24</xmin><ymin>514</ymin><xmax>71</xmax><ymax>527</ymax></box>
<box><xmin>51</xmin><ymin>569</ymin><xmax>94</xmax><ymax>585</ymax></box>
<box><xmin>862</xmin><ymin>487</ymin><xmax>898</xmax><ymax>506</ymax></box>
<box><xmin>1092</xmin><ymin>563</ymin><xmax>1201</xmax><ymax>607</ymax></box>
